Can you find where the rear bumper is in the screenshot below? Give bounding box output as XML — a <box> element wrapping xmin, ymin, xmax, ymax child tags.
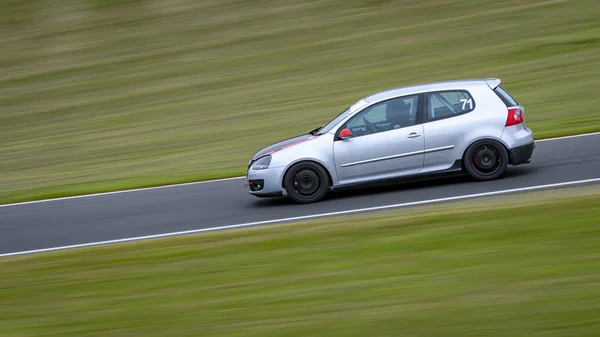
<box><xmin>509</xmin><ymin>141</ymin><xmax>535</xmax><ymax>165</ymax></box>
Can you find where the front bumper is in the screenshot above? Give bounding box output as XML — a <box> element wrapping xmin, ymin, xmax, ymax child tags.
<box><xmin>245</xmin><ymin>166</ymin><xmax>286</xmax><ymax>197</ymax></box>
<box><xmin>509</xmin><ymin>141</ymin><xmax>535</xmax><ymax>165</ymax></box>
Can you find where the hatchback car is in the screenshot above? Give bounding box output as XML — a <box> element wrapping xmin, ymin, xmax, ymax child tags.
<box><xmin>245</xmin><ymin>78</ymin><xmax>534</xmax><ymax>203</ymax></box>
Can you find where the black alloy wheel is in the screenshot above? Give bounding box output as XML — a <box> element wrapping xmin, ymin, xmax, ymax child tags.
<box><xmin>284</xmin><ymin>161</ymin><xmax>329</xmax><ymax>204</ymax></box>
<box><xmin>463</xmin><ymin>139</ymin><xmax>509</xmax><ymax>181</ymax></box>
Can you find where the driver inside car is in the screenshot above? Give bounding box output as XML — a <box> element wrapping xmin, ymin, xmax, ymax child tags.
<box><xmin>358</xmin><ymin>98</ymin><xmax>415</xmax><ymax>135</ymax></box>
<box><xmin>385</xmin><ymin>99</ymin><xmax>413</xmax><ymax>129</ymax></box>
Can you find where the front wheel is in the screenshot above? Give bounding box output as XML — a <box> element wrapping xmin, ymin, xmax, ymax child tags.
<box><xmin>283</xmin><ymin>162</ymin><xmax>329</xmax><ymax>204</ymax></box>
<box><xmin>463</xmin><ymin>139</ymin><xmax>509</xmax><ymax>181</ymax></box>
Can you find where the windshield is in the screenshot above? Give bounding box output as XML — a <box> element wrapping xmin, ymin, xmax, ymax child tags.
<box><xmin>316</xmin><ymin>107</ymin><xmax>351</xmax><ymax>135</ymax></box>
<box><xmin>314</xmin><ymin>98</ymin><xmax>368</xmax><ymax>135</ymax></box>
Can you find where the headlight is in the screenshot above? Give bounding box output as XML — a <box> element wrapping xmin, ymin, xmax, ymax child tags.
<box><xmin>251</xmin><ymin>155</ymin><xmax>271</xmax><ymax>170</ymax></box>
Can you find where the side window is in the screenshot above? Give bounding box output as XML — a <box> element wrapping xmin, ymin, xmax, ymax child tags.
<box><xmin>344</xmin><ymin>95</ymin><xmax>419</xmax><ymax>137</ymax></box>
<box><xmin>426</xmin><ymin>90</ymin><xmax>475</xmax><ymax>122</ymax></box>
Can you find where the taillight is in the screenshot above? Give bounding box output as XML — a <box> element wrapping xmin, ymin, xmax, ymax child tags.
<box><xmin>505</xmin><ymin>107</ymin><xmax>524</xmax><ymax>127</ymax></box>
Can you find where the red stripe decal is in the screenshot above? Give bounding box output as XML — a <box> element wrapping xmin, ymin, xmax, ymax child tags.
<box><xmin>261</xmin><ymin>135</ymin><xmax>319</xmax><ymax>158</ymax></box>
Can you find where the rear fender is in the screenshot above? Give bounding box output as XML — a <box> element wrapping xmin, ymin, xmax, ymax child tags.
<box><xmin>461</xmin><ymin>136</ymin><xmax>511</xmax><ymax>167</ymax></box>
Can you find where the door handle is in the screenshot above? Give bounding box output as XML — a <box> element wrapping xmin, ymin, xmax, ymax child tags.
<box><xmin>407</xmin><ymin>132</ymin><xmax>421</xmax><ymax>138</ymax></box>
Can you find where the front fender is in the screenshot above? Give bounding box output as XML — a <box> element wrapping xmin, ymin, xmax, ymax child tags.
<box><xmin>279</xmin><ymin>157</ymin><xmax>336</xmax><ymax>189</ymax></box>
<box><xmin>269</xmin><ymin>133</ymin><xmax>339</xmax><ymax>187</ymax></box>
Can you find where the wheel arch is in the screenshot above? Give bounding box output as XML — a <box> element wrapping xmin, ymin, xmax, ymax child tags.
<box><xmin>460</xmin><ymin>137</ymin><xmax>513</xmax><ymax>171</ymax></box>
<box><xmin>281</xmin><ymin>159</ymin><xmax>334</xmax><ymax>189</ymax></box>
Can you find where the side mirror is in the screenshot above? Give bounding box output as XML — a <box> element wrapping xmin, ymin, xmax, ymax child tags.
<box><xmin>338</xmin><ymin>128</ymin><xmax>352</xmax><ymax>140</ymax></box>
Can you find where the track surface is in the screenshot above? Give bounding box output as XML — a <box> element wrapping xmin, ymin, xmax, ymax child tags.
<box><xmin>1</xmin><ymin>133</ymin><xmax>600</xmax><ymax>256</ymax></box>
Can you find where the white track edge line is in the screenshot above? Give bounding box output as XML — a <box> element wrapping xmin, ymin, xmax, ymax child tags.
<box><xmin>2</xmin><ymin>177</ymin><xmax>600</xmax><ymax>258</ymax></box>
<box><xmin>0</xmin><ymin>176</ymin><xmax>245</xmax><ymax>208</ymax></box>
<box><xmin>2</xmin><ymin>131</ymin><xmax>599</xmax><ymax>208</ymax></box>
<box><xmin>536</xmin><ymin>131</ymin><xmax>600</xmax><ymax>142</ymax></box>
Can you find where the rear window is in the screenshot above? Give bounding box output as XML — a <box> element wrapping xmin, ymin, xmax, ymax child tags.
<box><xmin>493</xmin><ymin>86</ymin><xmax>519</xmax><ymax>107</ymax></box>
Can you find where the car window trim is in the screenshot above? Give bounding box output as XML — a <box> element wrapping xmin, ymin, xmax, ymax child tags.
<box><xmin>422</xmin><ymin>89</ymin><xmax>476</xmax><ymax>123</ymax></box>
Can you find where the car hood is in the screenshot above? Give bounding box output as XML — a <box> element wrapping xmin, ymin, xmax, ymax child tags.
<box><xmin>251</xmin><ymin>133</ymin><xmax>315</xmax><ymax>161</ymax></box>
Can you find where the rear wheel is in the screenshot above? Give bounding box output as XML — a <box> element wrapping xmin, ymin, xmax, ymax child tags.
<box><xmin>283</xmin><ymin>162</ymin><xmax>329</xmax><ymax>204</ymax></box>
<box><xmin>463</xmin><ymin>139</ymin><xmax>508</xmax><ymax>181</ymax></box>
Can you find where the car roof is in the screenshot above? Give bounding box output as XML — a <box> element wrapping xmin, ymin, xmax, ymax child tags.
<box><xmin>362</xmin><ymin>78</ymin><xmax>501</xmax><ymax>103</ymax></box>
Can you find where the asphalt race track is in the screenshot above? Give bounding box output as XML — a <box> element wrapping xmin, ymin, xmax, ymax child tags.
<box><xmin>2</xmin><ymin>133</ymin><xmax>600</xmax><ymax>256</ymax></box>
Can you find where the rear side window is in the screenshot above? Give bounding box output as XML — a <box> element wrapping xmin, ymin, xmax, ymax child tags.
<box><xmin>425</xmin><ymin>90</ymin><xmax>475</xmax><ymax>122</ymax></box>
<box><xmin>493</xmin><ymin>86</ymin><xmax>519</xmax><ymax>107</ymax></box>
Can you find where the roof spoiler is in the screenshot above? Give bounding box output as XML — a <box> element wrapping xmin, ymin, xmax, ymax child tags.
<box><xmin>485</xmin><ymin>78</ymin><xmax>501</xmax><ymax>89</ymax></box>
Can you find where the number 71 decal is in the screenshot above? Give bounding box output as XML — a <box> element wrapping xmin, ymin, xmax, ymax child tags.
<box><xmin>460</xmin><ymin>98</ymin><xmax>473</xmax><ymax>110</ymax></box>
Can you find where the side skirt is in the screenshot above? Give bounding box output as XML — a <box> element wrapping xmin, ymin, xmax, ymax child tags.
<box><xmin>330</xmin><ymin>159</ymin><xmax>464</xmax><ymax>192</ymax></box>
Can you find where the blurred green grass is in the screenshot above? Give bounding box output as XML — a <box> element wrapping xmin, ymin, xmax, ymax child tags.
<box><xmin>1</xmin><ymin>0</ymin><xmax>599</xmax><ymax>204</ymax></box>
<box><xmin>2</xmin><ymin>186</ymin><xmax>600</xmax><ymax>336</ymax></box>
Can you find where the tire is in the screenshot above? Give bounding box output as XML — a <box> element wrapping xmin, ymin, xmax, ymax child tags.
<box><xmin>283</xmin><ymin>161</ymin><xmax>330</xmax><ymax>204</ymax></box>
<box><xmin>463</xmin><ymin>139</ymin><xmax>509</xmax><ymax>181</ymax></box>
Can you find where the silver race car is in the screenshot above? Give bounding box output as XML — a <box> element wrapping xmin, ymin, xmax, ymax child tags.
<box><xmin>245</xmin><ymin>78</ymin><xmax>534</xmax><ymax>203</ymax></box>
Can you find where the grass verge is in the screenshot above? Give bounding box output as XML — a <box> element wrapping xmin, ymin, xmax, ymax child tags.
<box><xmin>2</xmin><ymin>0</ymin><xmax>600</xmax><ymax>204</ymax></box>
<box><xmin>2</xmin><ymin>185</ymin><xmax>600</xmax><ymax>336</ymax></box>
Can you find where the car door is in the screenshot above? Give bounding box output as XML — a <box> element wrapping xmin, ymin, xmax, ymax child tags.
<box><xmin>333</xmin><ymin>94</ymin><xmax>425</xmax><ymax>185</ymax></box>
<box><xmin>421</xmin><ymin>90</ymin><xmax>476</xmax><ymax>172</ymax></box>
